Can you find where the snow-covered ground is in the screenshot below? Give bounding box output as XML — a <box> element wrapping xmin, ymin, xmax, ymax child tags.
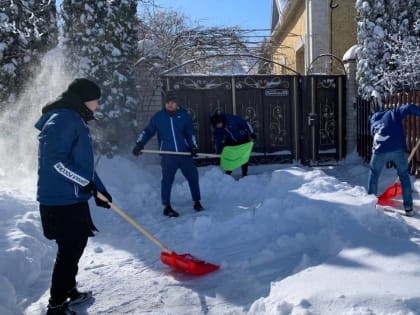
<box><xmin>1</xmin><ymin>152</ymin><xmax>420</xmax><ymax>315</ymax></box>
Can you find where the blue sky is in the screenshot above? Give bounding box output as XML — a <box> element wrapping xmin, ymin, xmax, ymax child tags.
<box><xmin>56</xmin><ymin>0</ymin><xmax>273</xmax><ymax>39</ymax></box>
<box><xmin>149</xmin><ymin>0</ymin><xmax>272</xmax><ymax>35</ymax></box>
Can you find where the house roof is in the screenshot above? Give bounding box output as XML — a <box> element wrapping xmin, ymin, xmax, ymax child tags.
<box><xmin>271</xmin><ymin>0</ymin><xmax>303</xmax><ymax>41</ymax></box>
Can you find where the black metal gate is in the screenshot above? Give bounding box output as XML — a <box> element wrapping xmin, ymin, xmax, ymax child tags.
<box><xmin>301</xmin><ymin>75</ymin><xmax>346</xmax><ymax>164</ymax></box>
<box><xmin>162</xmin><ymin>74</ymin><xmax>346</xmax><ymax>165</ymax></box>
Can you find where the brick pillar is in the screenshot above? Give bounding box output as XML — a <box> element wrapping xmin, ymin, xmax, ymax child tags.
<box><xmin>343</xmin><ymin>52</ymin><xmax>358</xmax><ymax>154</ymax></box>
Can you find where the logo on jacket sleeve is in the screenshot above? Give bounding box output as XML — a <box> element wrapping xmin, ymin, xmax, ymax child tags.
<box><xmin>54</xmin><ymin>162</ymin><xmax>90</xmax><ymax>186</ymax></box>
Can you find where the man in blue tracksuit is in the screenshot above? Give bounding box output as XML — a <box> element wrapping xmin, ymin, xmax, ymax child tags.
<box><xmin>35</xmin><ymin>78</ymin><xmax>112</xmax><ymax>315</ymax></box>
<box><xmin>210</xmin><ymin>112</ymin><xmax>256</xmax><ymax>177</ymax></box>
<box><xmin>132</xmin><ymin>91</ymin><xmax>203</xmax><ymax>217</ymax></box>
<box><xmin>368</xmin><ymin>103</ymin><xmax>420</xmax><ymax>217</ymax></box>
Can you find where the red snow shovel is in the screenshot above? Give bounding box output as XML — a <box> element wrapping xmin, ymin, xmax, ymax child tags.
<box><xmin>377</xmin><ymin>138</ymin><xmax>420</xmax><ymax>205</ymax></box>
<box><xmin>97</xmin><ymin>192</ymin><xmax>220</xmax><ymax>276</ymax></box>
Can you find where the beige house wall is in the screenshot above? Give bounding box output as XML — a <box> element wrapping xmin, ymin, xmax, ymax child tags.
<box><xmin>271</xmin><ymin>0</ymin><xmax>357</xmax><ymax>74</ymax></box>
<box><xmin>310</xmin><ymin>0</ymin><xmax>330</xmax><ymax>61</ymax></box>
<box><xmin>270</xmin><ymin>1</ymin><xmax>359</xmax><ymax>154</ymax></box>
<box><xmin>272</xmin><ymin>5</ymin><xmax>306</xmax><ymax>74</ymax></box>
<box><xmin>331</xmin><ymin>1</ymin><xmax>357</xmax><ymax>60</ymax></box>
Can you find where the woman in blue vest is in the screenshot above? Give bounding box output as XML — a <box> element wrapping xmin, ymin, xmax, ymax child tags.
<box><xmin>369</xmin><ymin>103</ymin><xmax>420</xmax><ymax>217</ymax></box>
<box><xmin>36</xmin><ymin>78</ymin><xmax>112</xmax><ymax>315</ymax></box>
<box><xmin>132</xmin><ymin>91</ymin><xmax>203</xmax><ymax>217</ymax></box>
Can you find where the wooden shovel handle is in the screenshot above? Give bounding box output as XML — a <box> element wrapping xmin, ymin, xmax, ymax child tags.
<box><xmin>395</xmin><ymin>138</ymin><xmax>420</xmax><ymax>184</ymax></box>
<box><xmin>141</xmin><ymin>149</ymin><xmax>220</xmax><ymax>158</ymax></box>
<box><xmin>408</xmin><ymin>138</ymin><xmax>420</xmax><ymax>163</ymax></box>
<box><xmin>96</xmin><ymin>192</ymin><xmax>172</xmax><ymax>254</ymax></box>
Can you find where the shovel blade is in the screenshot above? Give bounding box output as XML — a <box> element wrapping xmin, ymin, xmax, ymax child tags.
<box><xmin>377</xmin><ymin>197</ymin><xmax>401</xmax><ymax>207</ymax></box>
<box><xmin>377</xmin><ymin>183</ymin><xmax>402</xmax><ymax>203</ymax></box>
<box><xmin>220</xmin><ymin>141</ymin><xmax>254</xmax><ymax>171</ymax></box>
<box><xmin>160</xmin><ymin>252</ymin><xmax>220</xmax><ymax>276</ymax></box>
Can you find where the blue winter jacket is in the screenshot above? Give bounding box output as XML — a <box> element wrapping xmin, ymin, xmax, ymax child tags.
<box><xmin>370</xmin><ymin>103</ymin><xmax>420</xmax><ymax>154</ymax></box>
<box><xmin>136</xmin><ymin>107</ymin><xmax>197</xmax><ymax>152</ymax></box>
<box><xmin>213</xmin><ymin>114</ymin><xmax>254</xmax><ymax>153</ymax></box>
<box><xmin>35</xmin><ymin>98</ymin><xmax>105</xmax><ymax>205</ymax></box>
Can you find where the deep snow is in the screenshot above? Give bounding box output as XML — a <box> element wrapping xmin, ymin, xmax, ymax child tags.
<box><xmin>2</xmin><ymin>47</ymin><xmax>420</xmax><ymax>314</ymax></box>
<box><xmin>1</xmin><ymin>152</ymin><xmax>420</xmax><ymax>315</ymax></box>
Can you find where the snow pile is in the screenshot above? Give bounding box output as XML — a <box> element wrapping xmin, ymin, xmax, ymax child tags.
<box><xmin>1</xmin><ymin>153</ymin><xmax>420</xmax><ymax>314</ymax></box>
<box><xmin>0</xmin><ymin>190</ymin><xmax>53</xmax><ymax>315</ymax></box>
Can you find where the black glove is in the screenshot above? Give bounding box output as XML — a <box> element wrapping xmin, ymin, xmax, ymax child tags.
<box><xmin>190</xmin><ymin>147</ymin><xmax>199</xmax><ymax>157</ymax></box>
<box><xmin>132</xmin><ymin>143</ymin><xmax>144</xmax><ymax>156</ymax></box>
<box><xmin>81</xmin><ymin>181</ymin><xmax>97</xmax><ymax>195</ymax></box>
<box><xmin>95</xmin><ymin>190</ymin><xmax>112</xmax><ymax>209</ymax></box>
<box><xmin>250</xmin><ymin>133</ymin><xmax>257</xmax><ymax>141</ymax></box>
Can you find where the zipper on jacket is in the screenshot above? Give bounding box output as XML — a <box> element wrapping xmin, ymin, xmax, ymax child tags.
<box><xmin>224</xmin><ymin>127</ymin><xmax>237</xmax><ymax>142</ymax></box>
<box><xmin>170</xmin><ymin>117</ymin><xmax>179</xmax><ymax>152</ymax></box>
<box><xmin>84</xmin><ymin>116</ymin><xmax>96</xmax><ymax>183</ymax></box>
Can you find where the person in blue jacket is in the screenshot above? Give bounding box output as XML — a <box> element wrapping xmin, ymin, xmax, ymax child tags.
<box><xmin>210</xmin><ymin>112</ymin><xmax>256</xmax><ymax>177</ymax></box>
<box><xmin>368</xmin><ymin>103</ymin><xmax>420</xmax><ymax>217</ymax></box>
<box><xmin>35</xmin><ymin>78</ymin><xmax>112</xmax><ymax>315</ymax></box>
<box><xmin>132</xmin><ymin>91</ymin><xmax>203</xmax><ymax>217</ymax></box>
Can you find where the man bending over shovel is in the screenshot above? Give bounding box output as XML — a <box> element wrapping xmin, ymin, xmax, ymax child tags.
<box><xmin>368</xmin><ymin>103</ymin><xmax>420</xmax><ymax>217</ymax></box>
<box><xmin>210</xmin><ymin>112</ymin><xmax>256</xmax><ymax>177</ymax></box>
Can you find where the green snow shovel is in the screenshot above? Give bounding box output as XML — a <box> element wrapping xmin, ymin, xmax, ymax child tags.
<box><xmin>141</xmin><ymin>141</ymin><xmax>254</xmax><ymax>171</ymax></box>
<box><xmin>219</xmin><ymin>141</ymin><xmax>254</xmax><ymax>171</ymax></box>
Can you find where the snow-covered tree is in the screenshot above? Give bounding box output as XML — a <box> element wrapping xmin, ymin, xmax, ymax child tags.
<box><xmin>356</xmin><ymin>0</ymin><xmax>420</xmax><ymax>100</ymax></box>
<box><xmin>138</xmin><ymin>7</ymin><xmax>251</xmax><ymax>70</ymax></box>
<box><xmin>135</xmin><ymin>6</ymin><xmax>252</xmax><ymax>124</ymax></box>
<box><xmin>254</xmin><ymin>38</ymin><xmax>276</xmax><ymax>74</ymax></box>
<box><xmin>0</xmin><ymin>0</ymin><xmax>58</xmax><ymax>106</ymax></box>
<box><xmin>138</xmin><ymin>9</ymin><xmax>196</xmax><ymax>70</ymax></box>
<box><xmin>61</xmin><ymin>0</ymin><xmax>139</xmax><ymax>155</ymax></box>
<box><xmin>383</xmin><ymin>0</ymin><xmax>420</xmax><ymax>94</ymax></box>
<box><xmin>355</xmin><ymin>0</ymin><xmax>388</xmax><ymax>100</ymax></box>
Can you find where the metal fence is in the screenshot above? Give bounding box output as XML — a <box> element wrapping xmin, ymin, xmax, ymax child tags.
<box><xmin>357</xmin><ymin>90</ymin><xmax>420</xmax><ymax>175</ymax></box>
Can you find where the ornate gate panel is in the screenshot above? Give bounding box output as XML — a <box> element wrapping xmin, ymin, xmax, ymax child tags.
<box><xmin>302</xmin><ymin>75</ymin><xmax>346</xmax><ymax>164</ymax></box>
<box><xmin>234</xmin><ymin>75</ymin><xmax>299</xmax><ymax>163</ymax></box>
<box><xmin>164</xmin><ymin>76</ymin><xmax>233</xmax><ymax>153</ymax></box>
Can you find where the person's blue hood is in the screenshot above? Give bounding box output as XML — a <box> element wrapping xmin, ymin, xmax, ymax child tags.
<box><xmin>35</xmin><ymin>90</ymin><xmax>94</xmax><ymax>130</ymax></box>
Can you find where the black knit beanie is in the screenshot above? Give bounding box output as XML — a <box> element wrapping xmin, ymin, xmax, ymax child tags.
<box><xmin>210</xmin><ymin>113</ymin><xmax>226</xmax><ymax>126</ymax></box>
<box><xmin>164</xmin><ymin>90</ymin><xmax>177</xmax><ymax>103</ymax></box>
<box><xmin>68</xmin><ymin>78</ymin><xmax>101</xmax><ymax>102</ymax></box>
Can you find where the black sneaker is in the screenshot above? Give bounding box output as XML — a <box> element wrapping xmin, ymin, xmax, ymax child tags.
<box><xmin>163</xmin><ymin>205</ymin><xmax>179</xmax><ymax>217</ymax></box>
<box><xmin>67</xmin><ymin>288</ymin><xmax>92</xmax><ymax>306</ymax></box>
<box><xmin>405</xmin><ymin>209</ymin><xmax>415</xmax><ymax>217</ymax></box>
<box><xmin>193</xmin><ymin>201</ymin><xmax>204</xmax><ymax>211</ymax></box>
<box><xmin>46</xmin><ymin>302</ymin><xmax>77</xmax><ymax>315</ymax></box>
